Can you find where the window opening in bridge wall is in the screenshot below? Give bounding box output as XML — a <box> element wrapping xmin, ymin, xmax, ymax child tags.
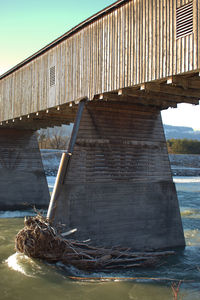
<box><xmin>50</xmin><ymin>66</ymin><xmax>56</xmax><ymax>87</ymax></box>
<box><xmin>176</xmin><ymin>1</ymin><xmax>193</xmax><ymax>39</ymax></box>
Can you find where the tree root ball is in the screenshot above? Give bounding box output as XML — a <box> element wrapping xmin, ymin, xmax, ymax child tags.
<box><xmin>15</xmin><ymin>215</ymin><xmax>175</xmax><ymax>271</ymax></box>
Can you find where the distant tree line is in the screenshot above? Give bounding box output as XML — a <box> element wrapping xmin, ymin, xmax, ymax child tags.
<box><xmin>167</xmin><ymin>139</ymin><xmax>200</xmax><ymax>154</ymax></box>
<box><xmin>36</xmin><ymin>127</ymin><xmax>70</xmax><ymax>150</ymax></box>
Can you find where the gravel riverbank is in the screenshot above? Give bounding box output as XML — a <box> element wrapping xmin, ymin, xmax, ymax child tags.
<box><xmin>169</xmin><ymin>154</ymin><xmax>200</xmax><ymax>176</ymax></box>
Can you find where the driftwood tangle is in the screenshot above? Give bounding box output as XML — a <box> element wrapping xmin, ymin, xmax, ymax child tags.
<box><xmin>15</xmin><ymin>215</ymin><xmax>175</xmax><ymax>271</ymax></box>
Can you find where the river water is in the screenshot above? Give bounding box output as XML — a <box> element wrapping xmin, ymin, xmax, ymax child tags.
<box><xmin>0</xmin><ymin>176</ymin><xmax>200</xmax><ymax>300</ymax></box>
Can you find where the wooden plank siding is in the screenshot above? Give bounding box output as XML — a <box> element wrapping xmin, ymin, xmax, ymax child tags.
<box><xmin>0</xmin><ymin>0</ymin><xmax>199</xmax><ymax>123</ymax></box>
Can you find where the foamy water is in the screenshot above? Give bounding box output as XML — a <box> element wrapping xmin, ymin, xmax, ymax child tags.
<box><xmin>173</xmin><ymin>176</ymin><xmax>200</xmax><ymax>193</ymax></box>
<box><xmin>173</xmin><ymin>177</ymin><xmax>200</xmax><ymax>183</ymax></box>
<box><xmin>6</xmin><ymin>253</ymin><xmax>33</xmax><ymax>277</ymax></box>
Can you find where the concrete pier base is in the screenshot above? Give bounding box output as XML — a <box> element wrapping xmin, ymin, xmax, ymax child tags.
<box><xmin>0</xmin><ymin>129</ymin><xmax>49</xmax><ymax>210</ymax></box>
<box><xmin>53</xmin><ymin>101</ymin><xmax>185</xmax><ymax>250</ymax></box>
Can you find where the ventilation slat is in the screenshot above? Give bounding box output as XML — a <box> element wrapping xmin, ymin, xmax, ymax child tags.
<box><xmin>177</xmin><ymin>17</ymin><xmax>193</xmax><ymax>25</ymax></box>
<box><xmin>177</xmin><ymin>26</ymin><xmax>193</xmax><ymax>35</ymax></box>
<box><xmin>177</xmin><ymin>11</ymin><xmax>193</xmax><ymax>21</ymax></box>
<box><xmin>177</xmin><ymin>4</ymin><xmax>193</xmax><ymax>12</ymax></box>
<box><xmin>177</xmin><ymin>24</ymin><xmax>193</xmax><ymax>32</ymax></box>
<box><xmin>177</xmin><ymin>21</ymin><xmax>193</xmax><ymax>31</ymax></box>
<box><xmin>177</xmin><ymin>12</ymin><xmax>193</xmax><ymax>21</ymax></box>
<box><xmin>50</xmin><ymin>66</ymin><xmax>56</xmax><ymax>87</ymax></box>
<box><xmin>177</xmin><ymin>30</ymin><xmax>193</xmax><ymax>39</ymax></box>
<box><xmin>176</xmin><ymin>1</ymin><xmax>193</xmax><ymax>39</ymax></box>
<box><xmin>176</xmin><ymin>3</ymin><xmax>193</xmax><ymax>12</ymax></box>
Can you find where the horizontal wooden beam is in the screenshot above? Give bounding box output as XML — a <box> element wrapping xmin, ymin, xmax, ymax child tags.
<box><xmin>0</xmin><ymin>116</ymin><xmax>72</xmax><ymax>130</ymax></box>
<box><xmin>167</xmin><ymin>75</ymin><xmax>200</xmax><ymax>90</ymax></box>
<box><xmin>143</xmin><ymin>82</ymin><xmax>200</xmax><ymax>99</ymax></box>
<box><xmin>119</xmin><ymin>88</ymin><xmax>199</xmax><ymax>104</ymax></box>
<box><xmin>101</xmin><ymin>93</ymin><xmax>177</xmax><ymax>109</ymax></box>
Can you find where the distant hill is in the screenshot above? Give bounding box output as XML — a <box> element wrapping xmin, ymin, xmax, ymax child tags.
<box><xmin>164</xmin><ymin>125</ymin><xmax>200</xmax><ymax>141</ymax></box>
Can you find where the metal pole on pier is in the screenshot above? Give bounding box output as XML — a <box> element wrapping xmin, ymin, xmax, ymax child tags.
<box><xmin>47</xmin><ymin>99</ymin><xmax>86</xmax><ymax>220</ymax></box>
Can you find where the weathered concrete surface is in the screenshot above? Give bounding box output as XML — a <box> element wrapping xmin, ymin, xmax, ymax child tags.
<box><xmin>55</xmin><ymin>181</ymin><xmax>184</xmax><ymax>250</ymax></box>
<box><xmin>0</xmin><ymin>129</ymin><xmax>50</xmax><ymax>210</ymax></box>
<box><xmin>52</xmin><ymin>101</ymin><xmax>185</xmax><ymax>250</ymax></box>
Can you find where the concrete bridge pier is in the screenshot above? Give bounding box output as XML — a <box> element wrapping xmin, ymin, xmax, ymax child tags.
<box><xmin>50</xmin><ymin>100</ymin><xmax>185</xmax><ymax>250</ymax></box>
<box><xmin>0</xmin><ymin>129</ymin><xmax>49</xmax><ymax>210</ymax></box>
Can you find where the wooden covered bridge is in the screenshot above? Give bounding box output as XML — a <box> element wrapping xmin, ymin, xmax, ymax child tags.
<box><xmin>0</xmin><ymin>0</ymin><xmax>200</xmax><ymax>250</ymax></box>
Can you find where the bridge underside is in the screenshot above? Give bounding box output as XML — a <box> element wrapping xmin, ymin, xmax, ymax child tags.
<box><xmin>0</xmin><ymin>72</ymin><xmax>200</xmax><ymax>131</ymax></box>
<box><xmin>50</xmin><ymin>100</ymin><xmax>185</xmax><ymax>250</ymax></box>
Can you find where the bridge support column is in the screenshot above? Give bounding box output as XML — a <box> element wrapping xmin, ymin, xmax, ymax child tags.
<box><xmin>0</xmin><ymin>129</ymin><xmax>49</xmax><ymax>210</ymax></box>
<box><xmin>52</xmin><ymin>101</ymin><xmax>185</xmax><ymax>250</ymax></box>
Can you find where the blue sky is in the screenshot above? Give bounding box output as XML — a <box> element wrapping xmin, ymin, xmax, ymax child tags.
<box><xmin>0</xmin><ymin>0</ymin><xmax>114</xmax><ymax>75</ymax></box>
<box><xmin>1</xmin><ymin>0</ymin><xmax>200</xmax><ymax>130</ymax></box>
